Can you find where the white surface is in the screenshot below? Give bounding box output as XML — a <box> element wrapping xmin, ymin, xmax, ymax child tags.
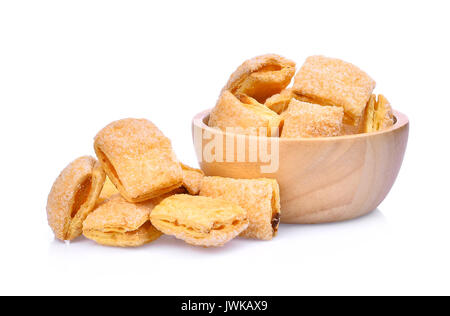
<box><xmin>0</xmin><ymin>0</ymin><xmax>449</xmax><ymax>296</ymax></box>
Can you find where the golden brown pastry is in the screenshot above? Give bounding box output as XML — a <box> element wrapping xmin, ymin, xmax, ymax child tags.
<box><xmin>209</xmin><ymin>90</ymin><xmax>282</xmax><ymax>137</ymax></box>
<box><xmin>150</xmin><ymin>194</ymin><xmax>249</xmax><ymax>247</ymax></box>
<box><xmin>96</xmin><ymin>176</ymin><xmax>119</xmax><ymax>206</ymax></box>
<box><xmin>181</xmin><ymin>163</ymin><xmax>204</xmax><ymax>195</ymax></box>
<box><xmin>94</xmin><ymin>118</ymin><xmax>183</xmax><ymax>203</ymax></box>
<box><xmin>363</xmin><ymin>94</ymin><xmax>395</xmax><ymax>133</ymax></box>
<box><xmin>47</xmin><ymin>156</ymin><xmax>106</xmax><ymax>241</ymax></box>
<box><xmin>222</xmin><ymin>54</ymin><xmax>296</xmax><ymax>104</ymax></box>
<box><xmin>281</xmin><ymin>99</ymin><xmax>344</xmax><ymax>138</ymax></box>
<box><xmin>264</xmin><ymin>89</ymin><xmax>294</xmax><ymax>114</ymax></box>
<box><xmin>292</xmin><ymin>56</ymin><xmax>376</xmax><ymax>125</ymax></box>
<box><xmin>200</xmin><ymin>176</ymin><xmax>281</xmax><ymax>241</ymax></box>
<box><xmin>83</xmin><ymin>194</ymin><xmax>161</xmax><ymax>247</ymax></box>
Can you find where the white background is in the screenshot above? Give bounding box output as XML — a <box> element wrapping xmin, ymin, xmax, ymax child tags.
<box><xmin>0</xmin><ymin>0</ymin><xmax>449</xmax><ymax>296</ymax></box>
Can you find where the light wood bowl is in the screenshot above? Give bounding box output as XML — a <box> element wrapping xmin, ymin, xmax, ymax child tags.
<box><xmin>192</xmin><ymin>110</ymin><xmax>409</xmax><ymax>224</ymax></box>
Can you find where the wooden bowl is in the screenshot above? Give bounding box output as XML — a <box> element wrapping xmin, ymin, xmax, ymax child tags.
<box><xmin>192</xmin><ymin>110</ymin><xmax>409</xmax><ymax>224</ymax></box>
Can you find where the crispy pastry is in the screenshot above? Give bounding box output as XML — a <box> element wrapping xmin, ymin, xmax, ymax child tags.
<box><xmin>374</xmin><ymin>95</ymin><xmax>394</xmax><ymax>130</ymax></box>
<box><xmin>83</xmin><ymin>195</ymin><xmax>161</xmax><ymax>247</ymax></box>
<box><xmin>281</xmin><ymin>99</ymin><xmax>344</xmax><ymax>138</ymax></box>
<box><xmin>96</xmin><ymin>176</ymin><xmax>119</xmax><ymax>206</ymax></box>
<box><xmin>223</xmin><ymin>54</ymin><xmax>296</xmax><ymax>103</ymax></box>
<box><xmin>94</xmin><ymin>118</ymin><xmax>183</xmax><ymax>203</ymax></box>
<box><xmin>150</xmin><ymin>194</ymin><xmax>249</xmax><ymax>247</ymax></box>
<box><xmin>363</xmin><ymin>94</ymin><xmax>395</xmax><ymax>132</ymax></box>
<box><xmin>181</xmin><ymin>163</ymin><xmax>204</xmax><ymax>195</ymax></box>
<box><xmin>209</xmin><ymin>90</ymin><xmax>282</xmax><ymax>136</ymax></box>
<box><xmin>264</xmin><ymin>89</ymin><xmax>294</xmax><ymax>114</ymax></box>
<box><xmin>292</xmin><ymin>55</ymin><xmax>376</xmax><ymax>125</ymax></box>
<box><xmin>199</xmin><ymin>177</ymin><xmax>281</xmax><ymax>240</ymax></box>
<box><xmin>47</xmin><ymin>156</ymin><xmax>106</xmax><ymax>241</ymax></box>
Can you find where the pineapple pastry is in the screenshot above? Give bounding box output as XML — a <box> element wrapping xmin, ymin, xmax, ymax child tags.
<box><xmin>209</xmin><ymin>91</ymin><xmax>282</xmax><ymax>137</ymax></box>
<box><xmin>223</xmin><ymin>54</ymin><xmax>296</xmax><ymax>104</ymax></box>
<box><xmin>45</xmin><ymin>53</ymin><xmax>400</xmax><ymax>250</ymax></box>
<box><xmin>47</xmin><ymin>156</ymin><xmax>106</xmax><ymax>241</ymax></box>
<box><xmin>200</xmin><ymin>177</ymin><xmax>281</xmax><ymax>241</ymax></box>
<box><xmin>292</xmin><ymin>55</ymin><xmax>376</xmax><ymax>126</ymax></box>
<box><xmin>96</xmin><ymin>176</ymin><xmax>119</xmax><ymax>206</ymax></box>
<box><xmin>362</xmin><ymin>94</ymin><xmax>394</xmax><ymax>132</ymax></box>
<box><xmin>150</xmin><ymin>194</ymin><xmax>249</xmax><ymax>247</ymax></box>
<box><xmin>209</xmin><ymin>54</ymin><xmax>294</xmax><ymax>136</ymax></box>
<box><xmin>83</xmin><ymin>195</ymin><xmax>162</xmax><ymax>247</ymax></box>
<box><xmin>180</xmin><ymin>163</ymin><xmax>204</xmax><ymax>195</ymax></box>
<box><xmin>281</xmin><ymin>99</ymin><xmax>344</xmax><ymax>138</ymax></box>
<box><xmin>208</xmin><ymin>54</ymin><xmax>393</xmax><ymax>138</ymax></box>
<box><xmin>94</xmin><ymin>118</ymin><xmax>183</xmax><ymax>203</ymax></box>
<box><xmin>264</xmin><ymin>88</ymin><xmax>295</xmax><ymax>114</ymax></box>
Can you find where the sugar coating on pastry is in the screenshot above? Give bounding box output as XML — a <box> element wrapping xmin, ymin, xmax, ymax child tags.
<box><xmin>94</xmin><ymin>118</ymin><xmax>183</xmax><ymax>203</ymax></box>
<box><xmin>281</xmin><ymin>99</ymin><xmax>344</xmax><ymax>138</ymax></box>
<box><xmin>199</xmin><ymin>176</ymin><xmax>281</xmax><ymax>241</ymax></box>
<box><xmin>264</xmin><ymin>89</ymin><xmax>294</xmax><ymax>114</ymax></box>
<box><xmin>223</xmin><ymin>54</ymin><xmax>296</xmax><ymax>103</ymax></box>
<box><xmin>83</xmin><ymin>194</ymin><xmax>161</xmax><ymax>247</ymax></box>
<box><xmin>181</xmin><ymin>163</ymin><xmax>204</xmax><ymax>195</ymax></box>
<box><xmin>47</xmin><ymin>156</ymin><xmax>106</xmax><ymax>241</ymax></box>
<box><xmin>96</xmin><ymin>176</ymin><xmax>119</xmax><ymax>206</ymax></box>
<box><xmin>363</xmin><ymin>94</ymin><xmax>394</xmax><ymax>133</ymax></box>
<box><xmin>209</xmin><ymin>90</ymin><xmax>281</xmax><ymax>137</ymax></box>
<box><xmin>292</xmin><ymin>55</ymin><xmax>375</xmax><ymax>125</ymax></box>
<box><xmin>150</xmin><ymin>194</ymin><xmax>249</xmax><ymax>247</ymax></box>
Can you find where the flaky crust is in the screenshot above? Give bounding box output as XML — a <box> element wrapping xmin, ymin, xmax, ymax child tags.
<box><xmin>96</xmin><ymin>176</ymin><xmax>119</xmax><ymax>206</ymax></box>
<box><xmin>94</xmin><ymin>118</ymin><xmax>183</xmax><ymax>202</ymax></box>
<box><xmin>362</xmin><ymin>94</ymin><xmax>394</xmax><ymax>132</ymax></box>
<box><xmin>47</xmin><ymin>156</ymin><xmax>106</xmax><ymax>241</ymax></box>
<box><xmin>292</xmin><ymin>56</ymin><xmax>375</xmax><ymax>125</ymax></box>
<box><xmin>209</xmin><ymin>90</ymin><xmax>281</xmax><ymax>137</ymax></box>
<box><xmin>150</xmin><ymin>194</ymin><xmax>249</xmax><ymax>247</ymax></box>
<box><xmin>200</xmin><ymin>177</ymin><xmax>281</xmax><ymax>241</ymax></box>
<box><xmin>83</xmin><ymin>194</ymin><xmax>161</xmax><ymax>247</ymax></box>
<box><xmin>264</xmin><ymin>89</ymin><xmax>294</xmax><ymax>114</ymax></box>
<box><xmin>281</xmin><ymin>99</ymin><xmax>344</xmax><ymax>138</ymax></box>
<box><xmin>181</xmin><ymin>163</ymin><xmax>204</xmax><ymax>195</ymax></box>
<box><xmin>222</xmin><ymin>54</ymin><xmax>296</xmax><ymax>103</ymax></box>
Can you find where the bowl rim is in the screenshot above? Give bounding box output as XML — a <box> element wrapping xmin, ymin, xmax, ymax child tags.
<box><xmin>193</xmin><ymin>109</ymin><xmax>409</xmax><ymax>142</ymax></box>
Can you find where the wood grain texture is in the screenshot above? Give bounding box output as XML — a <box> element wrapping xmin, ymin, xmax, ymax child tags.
<box><xmin>192</xmin><ymin>110</ymin><xmax>409</xmax><ymax>224</ymax></box>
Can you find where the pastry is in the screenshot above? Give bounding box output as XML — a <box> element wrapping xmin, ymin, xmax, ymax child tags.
<box><xmin>94</xmin><ymin>118</ymin><xmax>183</xmax><ymax>202</ymax></box>
<box><xmin>363</xmin><ymin>94</ymin><xmax>395</xmax><ymax>132</ymax></box>
<box><xmin>264</xmin><ymin>89</ymin><xmax>294</xmax><ymax>114</ymax></box>
<box><xmin>281</xmin><ymin>99</ymin><xmax>344</xmax><ymax>138</ymax></box>
<box><xmin>223</xmin><ymin>54</ymin><xmax>296</xmax><ymax>103</ymax></box>
<box><xmin>96</xmin><ymin>176</ymin><xmax>119</xmax><ymax>206</ymax></box>
<box><xmin>83</xmin><ymin>194</ymin><xmax>161</xmax><ymax>247</ymax></box>
<box><xmin>181</xmin><ymin>163</ymin><xmax>204</xmax><ymax>195</ymax></box>
<box><xmin>200</xmin><ymin>176</ymin><xmax>281</xmax><ymax>240</ymax></box>
<box><xmin>47</xmin><ymin>156</ymin><xmax>106</xmax><ymax>241</ymax></box>
<box><xmin>292</xmin><ymin>55</ymin><xmax>375</xmax><ymax>125</ymax></box>
<box><xmin>209</xmin><ymin>90</ymin><xmax>281</xmax><ymax>137</ymax></box>
<box><xmin>150</xmin><ymin>194</ymin><xmax>249</xmax><ymax>247</ymax></box>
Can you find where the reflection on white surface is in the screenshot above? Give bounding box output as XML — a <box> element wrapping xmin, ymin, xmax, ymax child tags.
<box><xmin>48</xmin><ymin>208</ymin><xmax>388</xmax><ymax>255</ymax></box>
<box><xmin>43</xmin><ymin>208</ymin><xmax>394</xmax><ymax>295</ymax></box>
